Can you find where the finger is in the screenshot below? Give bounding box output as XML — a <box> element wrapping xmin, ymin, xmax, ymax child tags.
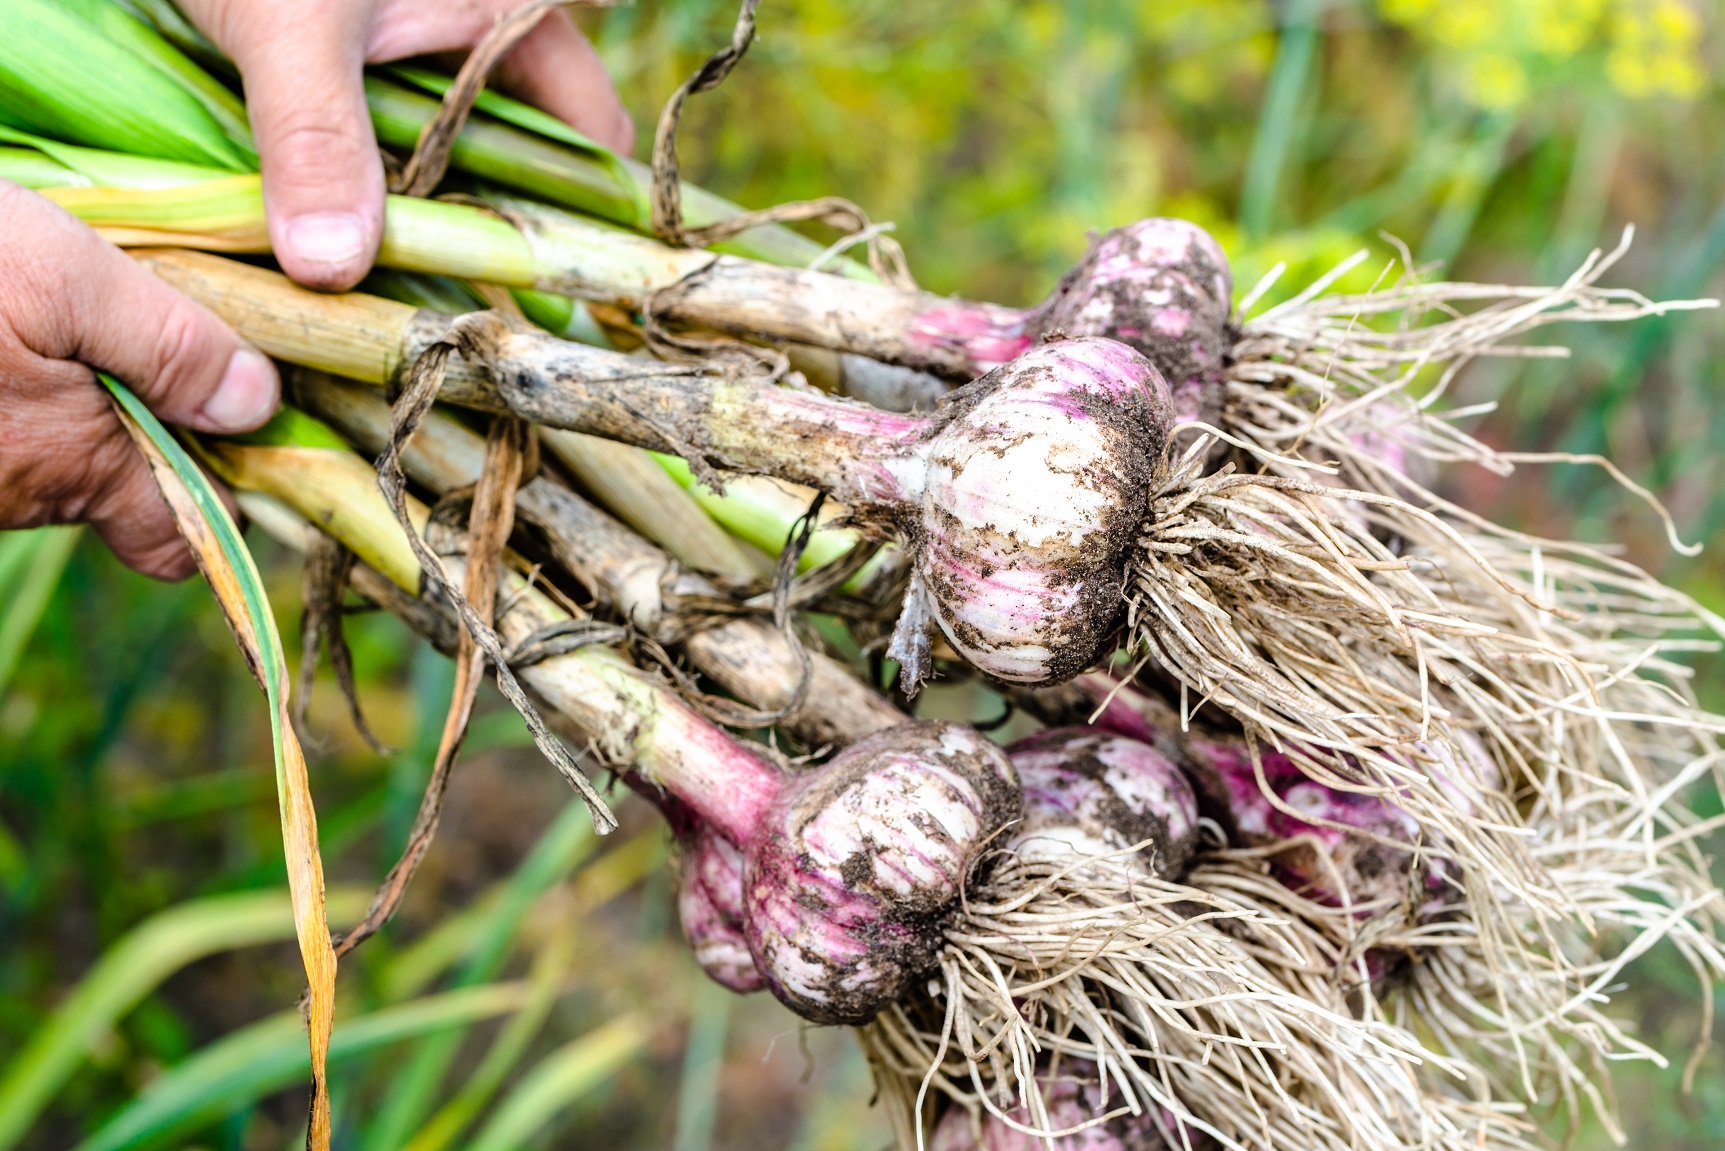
<box><xmin>217</xmin><ymin>1</ymin><xmax>384</xmax><ymax>290</ymax></box>
<box><xmin>493</xmin><ymin>9</ymin><xmax>635</xmax><ymax>155</ymax></box>
<box><xmin>0</xmin><ymin>184</ymin><xmax>278</xmax><ymax>434</ymax></box>
<box><xmin>367</xmin><ymin>2</ymin><xmax>634</xmax><ymax>154</ymax></box>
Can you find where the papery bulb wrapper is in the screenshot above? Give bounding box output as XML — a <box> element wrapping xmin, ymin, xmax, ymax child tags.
<box><xmin>677</xmin><ymin>824</ymin><xmax>764</xmax><ymax>993</ymax></box>
<box><xmin>1033</xmin><ymin>218</ymin><xmax>1232</xmax><ymax>426</ymax></box>
<box><xmin>1007</xmin><ymin>727</ymin><xmax>1199</xmax><ymax>877</ymax></box>
<box><xmin>916</xmin><ymin>338</ymin><xmax>1170</xmax><ymax>687</ymax></box>
<box><xmin>1183</xmin><ymin>733</ymin><xmax>1451</xmax><ymax>910</ymax></box>
<box><xmin>744</xmin><ymin>721</ymin><xmax>1020</xmax><ymax>1025</ymax></box>
<box><xmin>929</xmin><ymin>1059</ymin><xmax>1175</xmax><ymax>1150</ymax></box>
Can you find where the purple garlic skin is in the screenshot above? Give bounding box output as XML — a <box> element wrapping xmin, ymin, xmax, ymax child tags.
<box><xmin>676</xmin><ymin>722</ymin><xmax>1208</xmax><ymax>1000</ymax></box>
<box><xmin>907</xmin><ymin>303</ymin><xmax>1036</xmax><ymax>376</ymax></box>
<box><xmin>677</xmin><ymin>823</ymin><xmax>765</xmax><ymax>994</ymax></box>
<box><xmin>912</xmin><ymin>338</ymin><xmax>1171</xmax><ymax>686</ymax></box>
<box><xmin>1182</xmin><ymin>732</ymin><xmax>1443</xmax><ymax>909</ymax></box>
<box><xmin>929</xmin><ymin>1061</ymin><xmax>1173</xmax><ymax>1150</ymax></box>
<box><xmin>744</xmin><ymin>721</ymin><xmax>1020</xmax><ymax>1026</ymax></box>
<box><xmin>1032</xmin><ymin>219</ymin><xmax>1233</xmax><ymax>426</ymax></box>
<box><xmin>1067</xmin><ymin>674</ymin><xmax>1462</xmax><ymax>909</ymax></box>
<box><xmin>1007</xmin><ymin>727</ymin><xmax>1199</xmax><ymax>876</ymax></box>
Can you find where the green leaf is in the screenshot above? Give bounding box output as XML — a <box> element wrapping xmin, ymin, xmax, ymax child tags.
<box><xmin>650</xmin><ymin>453</ymin><xmax>885</xmax><ymax>586</ymax></box>
<box><xmin>386</xmin><ymin>63</ymin><xmax>649</xmax><ymax>227</ymax></box>
<box><xmin>400</xmin><ymin>930</ymin><xmax>573</xmax><ymax>1151</ymax></box>
<box><xmin>672</xmin><ymin>979</ymin><xmax>732</xmax><ymax>1151</ymax></box>
<box><xmin>224</xmin><ymin>408</ymin><xmax>359</xmax><ymax>453</ymax></box>
<box><xmin>465</xmin><ymin>1017</ymin><xmax>650</xmax><ymax>1151</ymax></box>
<box><xmin>363</xmin><ymin>75</ymin><xmax>649</xmax><ymax>231</ymax></box>
<box><xmin>99</xmin><ymin>376</ymin><xmax>339</xmax><ymax>1150</ymax></box>
<box><xmin>361</xmin><ymin>73</ymin><xmax>862</xmax><ymax>276</ymax></box>
<box><xmin>0</xmin><ymin>526</ymin><xmax>78</xmax><ymax>701</ymax></box>
<box><xmin>0</xmin><ymin>144</ymin><xmax>83</xmax><ymax>188</ymax></box>
<box><xmin>0</xmin><ymin>0</ymin><xmax>250</xmax><ymax>169</ymax></box>
<box><xmin>0</xmin><ymin>888</ymin><xmax>366</xmax><ymax>1151</ymax></box>
<box><xmin>74</xmin><ymin>983</ymin><xmax>534</xmax><ymax>1151</ymax></box>
<box><xmin>0</xmin><ymin>125</ymin><xmax>233</xmax><ymax>188</ymax></box>
<box><xmin>388</xmin><ymin>64</ymin><xmax>616</xmax><ymax>158</ymax></box>
<box><xmin>56</xmin><ymin>0</ymin><xmax>253</xmax><ymax>154</ymax></box>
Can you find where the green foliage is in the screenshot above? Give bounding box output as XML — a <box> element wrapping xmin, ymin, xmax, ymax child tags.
<box><xmin>2</xmin><ymin>2</ymin><xmax>1722</xmax><ymax>1149</ymax></box>
<box><xmin>464</xmin><ymin>1017</ymin><xmax>651</xmax><ymax>1151</ymax></box>
<box><xmin>76</xmin><ymin>982</ymin><xmax>536</xmax><ymax>1151</ymax></box>
<box><xmin>0</xmin><ymin>0</ymin><xmax>249</xmax><ymax>168</ymax></box>
<box><xmin>0</xmin><ymin>890</ymin><xmax>342</xmax><ymax>1151</ymax></box>
<box><xmin>0</xmin><ymin>528</ymin><xmax>79</xmax><ymax>703</ymax></box>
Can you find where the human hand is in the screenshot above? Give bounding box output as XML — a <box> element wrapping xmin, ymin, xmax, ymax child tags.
<box><xmin>0</xmin><ymin>184</ymin><xmax>279</xmax><ymax>580</ymax></box>
<box><xmin>178</xmin><ymin>0</ymin><xmax>635</xmax><ymax>291</ymax></box>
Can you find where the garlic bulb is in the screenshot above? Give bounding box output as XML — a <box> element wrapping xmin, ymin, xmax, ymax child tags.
<box><xmin>1032</xmin><ymin>218</ymin><xmax>1233</xmax><ymax>425</ymax></box>
<box><xmin>895</xmin><ymin>338</ymin><xmax>1172</xmax><ymax>686</ymax></box>
<box><xmin>675</xmin><ymin>822</ymin><xmax>763</xmax><ymax>994</ymax></box>
<box><xmin>1006</xmin><ymin>726</ymin><xmax>1199</xmax><ymax>876</ymax></box>
<box><xmin>744</xmin><ymin>721</ymin><xmax>1020</xmax><ymax>1025</ymax></box>
<box><xmin>929</xmin><ymin>1060</ymin><xmax>1174</xmax><ymax>1151</ymax></box>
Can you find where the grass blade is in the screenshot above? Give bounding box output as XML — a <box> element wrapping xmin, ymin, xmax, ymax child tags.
<box><xmin>400</xmin><ymin>927</ymin><xmax>575</xmax><ymax>1151</ymax></box>
<box><xmin>0</xmin><ymin>888</ymin><xmax>366</xmax><ymax>1151</ymax></box>
<box><xmin>465</xmin><ymin>1017</ymin><xmax>650</xmax><ymax>1151</ymax></box>
<box><xmin>99</xmin><ymin>375</ymin><xmax>338</xmax><ymax>1151</ymax></box>
<box><xmin>672</xmin><ymin>979</ymin><xmax>732</xmax><ymax>1151</ymax></box>
<box><xmin>1418</xmin><ymin>110</ymin><xmax>1516</xmax><ymax>267</ymax></box>
<box><xmin>74</xmin><ymin>983</ymin><xmax>535</xmax><ymax>1151</ymax></box>
<box><xmin>364</xmin><ymin>801</ymin><xmax>597</xmax><ymax>1148</ymax></box>
<box><xmin>1238</xmin><ymin>0</ymin><xmax>1321</xmax><ymax>239</ymax></box>
<box><xmin>0</xmin><ymin>526</ymin><xmax>78</xmax><ymax>701</ymax></box>
<box><xmin>0</xmin><ymin>0</ymin><xmax>249</xmax><ymax>169</ymax></box>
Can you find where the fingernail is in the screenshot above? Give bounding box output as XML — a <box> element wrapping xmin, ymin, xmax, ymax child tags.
<box><xmin>283</xmin><ymin>211</ymin><xmax>368</xmax><ymax>266</ymax></box>
<box><xmin>199</xmin><ymin>347</ymin><xmax>279</xmax><ymax>431</ymax></box>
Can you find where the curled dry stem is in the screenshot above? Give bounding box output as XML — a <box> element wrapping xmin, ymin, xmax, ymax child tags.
<box><xmin>647</xmin><ymin>0</ymin><xmax>913</xmax><ymax>284</ymax></box>
<box><xmin>378</xmin><ymin>314</ymin><xmax>616</xmax><ymax>832</ymax></box>
<box><xmin>294</xmin><ymin>529</ymin><xmax>390</xmax><ymax>754</ymax></box>
<box><xmin>333</xmin><ymin>414</ymin><xmax>534</xmax><ymax>958</ymax></box>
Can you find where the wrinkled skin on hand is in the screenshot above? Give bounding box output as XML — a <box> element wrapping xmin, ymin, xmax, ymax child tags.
<box><xmin>0</xmin><ymin>184</ymin><xmax>279</xmax><ymax>579</ymax></box>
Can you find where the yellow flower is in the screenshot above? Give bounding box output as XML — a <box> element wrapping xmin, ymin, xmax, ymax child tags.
<box><xmin>1606</xmin><ymin>0</ymin><xmax>1709</xmax><ymax>99</ymax></box>
<box><xmin>1531</xmin><ymin>0</ymin><xmax>1607</xmax><ymax>57</ymax></box>
<box><xmin>1378</xmin><ymin>0</ymin><xmax>1710</xmax><ymax>105</ymax></box>
<box><xmin>1463</xmin><ymin>53</ymin><xmax>1531</xmax><ymax>108</ymax></box>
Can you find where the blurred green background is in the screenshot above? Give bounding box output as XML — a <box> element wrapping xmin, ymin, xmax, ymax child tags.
<box><xmin>2</xmin><ymin>1</ymin><xmax>1723</xmax><ymax>1148</ymax></box>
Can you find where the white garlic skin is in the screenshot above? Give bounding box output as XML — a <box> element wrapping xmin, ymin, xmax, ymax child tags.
<box><xmin>1007</xmin><ymin>727</ymin><xmax>1200</xmax><ymax>876</ymax></box>
<box><xmin>916</xmin><ymin>338</ymin><xmax>1171</xmax><ymax>686</ymax></box>
<box><xmin>743</xmin><ymin>721</ymin><xmax>1021</xmax><ymax>1025</ymax></box>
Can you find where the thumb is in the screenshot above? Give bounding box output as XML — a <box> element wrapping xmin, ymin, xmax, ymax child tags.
<box><xmin>221</xmin><ymin>2</ymin><xmax>384</xmax><ymax>291</ymax></box>
<box><xmin>2</xmin><ymin>184</ymin><xmax>280</xmax><ymax>434</ymax></box>
<box><xmin>0</xmin><ymin>184</ymin><xmax>277</xmax><ymax>581</ymax></box>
